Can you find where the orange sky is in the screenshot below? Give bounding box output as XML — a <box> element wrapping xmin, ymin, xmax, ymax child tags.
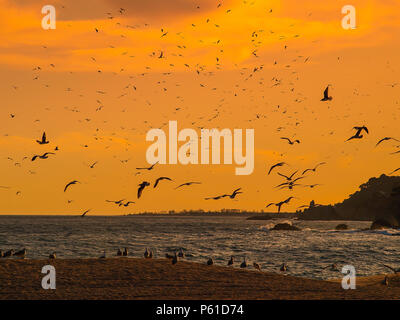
<box><xmin>1</xmin><ymin>0</ymin><xmax>400</xmax><ymax>214</ymax></box>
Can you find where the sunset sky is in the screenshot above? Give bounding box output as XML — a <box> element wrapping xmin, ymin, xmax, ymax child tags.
<box><xmin>1</xmin><ymin>0</ymin><xmax>400</xmax><ymax>214</ymax></box>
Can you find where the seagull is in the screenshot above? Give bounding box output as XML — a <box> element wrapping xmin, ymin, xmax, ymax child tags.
<box><xmin>321</xmin><ymin>85</ymin><xmax>332</xmax><ymax>101</ymax></box>
<box><xmin>122</xmin><ymin>201</ymin><xmax>135</xmax><ymax>207</ymax></box>
<box><xmin>123</xmin><ymin>248</ymin><xmax>128</xmax><ymax>256</ymax></box>
<box><xmin>137</xmin><ymin>181</ymin><xmax>150</xmax><ymax>198</ymax></box>
<box><xmin>266</xmin><ymin>197</ymin><xmax>296</xmax><ymax>213</ymax></box>
<box><xmin>136</xmin><ymin>162</ymin><xmax>158</xmax><ymax>171</ymax></box>
<box><xmin>154</xmin><ymin>177</ymin><xmax>173</xmax><ymax>188</ymax></box>
<box><xmin>280</xmin><ymin>137</ymin><xmax>300</xmax><ymax>145</ymax></box>
<box><xmin>253</xmin><ymin>262</ymin><xmax>261</xmax><ymax>271</ymax></box>
<box><xmin>268</xmin><ymin>162</ymin><xmax>286</xmax><ymax>175</ymax></box>
<box><xmin>346</xmin><ymin>126</ymin><xmax>369</xmax><ymax>141</ymax></box>
<box><xmin>207</xmin><ymin>258</ymin><xmax>214</xmax><ymax>265</ymax></box>
<box><xmin>3</xmin><ymin>249</ymin><xmax>14</xmax><ymax>258</ymax></box>
<box><xmin>36</xmin><ymin>132</ymin><xmax>49</xmax><ymax>145</ymax></box>
<box><xmin>172</xmin><ymin>252</ymin><xmax>178</xmax><ymax>265</ymax></box>
<box><xmin>106</xmin><ymin>199</ymin><xmax>125</xmax><ymax>205</ymax></box>
<box><xmin>31</xmin><ymin>152</ymin><xmax>55</xmax><ymax>161</ymax></box>
<box><xmin>178</xmin><ymin>248</ymin><xmax>185</xmax><ymax>258</ymax></box>
<box><xmin>64</xmin><ymin>180</ymin><xmax>80</xmax><ymax>192</ymax></box>
<box><xmin>240</xmin><ymin>257</ymin><xmax>248</xmax><ymax>268</ymax></box>
<box><xmin>277</xmin><ymin>171</ymin><xmax>298</xmax><ymax>181</ymax></box>
<box><xmin>117</xmin><ymin>248</ymin><xmax>123</xmax><ymax>256</ymax></box>
<box><xmin>175</xmin><ymin>182</ymin><xmax>201</xmax><ymax>189</ymax></box>
<box><xmin>302</xmin><ymin>162</ymin><xmax>326</xmax><ymax>175</ymax></box>
<box><xmin>205</xmin><ymin>188</ymin><xmax>242</xmax><ymax>200</ymax></box>
<box><xmin>81</xmin><ymin>209</ymin><xmax>91</xmax><ymax>217</ymax></box>
<box><xmin>228</xmin><ymin>256</ymin><xmax>234</xmax><ymax>266</ymax></box>
<box><xmin>280</xmin><ymin>263</ymin><xmax>288</xmax><ymax>272</ymax></box>
<box><xmin>99</xmin><ymin>250</ymin><xmax>106</xmax><ymax>259</ymax></box>
<box><xmin>376</xmin><ymin>137</ymin><xmax>400</xmax><ymax>147</ymax></box>
<box><xmin>389</xmin><ymin>168</ymin><xmax>400</xmax><ymax>175</ymax></box>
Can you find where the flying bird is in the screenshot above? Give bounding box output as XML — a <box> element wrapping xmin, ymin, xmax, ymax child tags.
<box><xmin>266</xmin><ymin>197</ymin><xmax>296</xmax><ymax>213</ymax></box>
<box><xmin>136</xmin><ymin>162</ymin><xmax>158</xmax><ymax>171</ymax></box>
<box><xmin>268</xmin><ymin>162</ymin><xmax>286</xmax><ymax>175</ymax></box>
<box><xmin>81</xmin><ymin>209</ymin><xmax>91</xmax><ymax>217</ymax></box>
<box><xmin>346</xmin><ymin>126</ymin><xmax>369</xmax><ymax>141</ymax></box>
<box><xmin>36</xmin><ymin>132</ymin><xmax>49</xmax><ymax>145</ymax></box>
<box><xmin>137</xmin><ymin>181</ymin><xmax>150</xmax><ymax>198</ymax></box>
<box><xmin>154</xmin><ymin>177</ymin><xmax>173</xmax><ymax>188</ymax></box>
<box><xmin>64</xmin><ymin>180</ymin><xmax>80</xmax><ymax>192</ymax></box>
<box><xmin>175</xmin><ymin>182</ymin><xmax>201</xmax><ymax>189</ymax></box>
<box><xmin>376</xmin><ymin>137</ymin><xmax>399</xmax><ymax>147</ymax></box>
<box><xmin>321</xmin><ymin>85</ymin><xmax>332</xmax><ymax>101</ymax></box>
<box><xmin>302</xmin><ymin>162</ymin><xmax>326</xmax><ymax>175</ymax></box>
<box><xmin>31</xmin><ymin>152</ymin><xmax>55</xmax><ymax>161</ymax></box>
<box><xmin>280</xmin><ymin>137</ymin><xmax>300</xmax><ymax>145</ymax></box>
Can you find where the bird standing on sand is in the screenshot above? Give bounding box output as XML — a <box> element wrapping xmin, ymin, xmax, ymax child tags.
<box><xmin>280</xmin><ymin>263</ymin><xmax>288</xmax><ymax>272</ymax></box>
<box><xmin>207</xmin><ymin>258</ymin><xmax>214</xmax><ymax>265</ymax></box>
<box><xmin>178</xmin><ymin>248</ymin><xmax>185</xmax><ymax>258</ymax></box>
<box><xmin>117</xmin><ymin>248</ymin><xmax>123</xmax><ymax>256</ymax></box>
<box><xmin>3</xmin><ymin>249</ymin><xmax>14</xmax><ymax>258</ymax></box>
<box><xmin>100</xmin><ymin>250</ymin><xmax>106</xmax><ymax>259</ymax></box>
<box><xmin>253</xmin><ymin>262</ymin><xmax>261</xmax><ymax>271</ymax></box>
<box><xmin>228</xmin><ymin>256</ymin><xmax>234</xmax><ymax>266</ymax></box>
<box><xmin>240</xmin><ymin>257</ymin><xmax>247</xmax><ymax>268</ymax></box>
<box><xmin>172</xmin><ymin>252</ymin><xmax>178</xmax><ymax>265</ymax></box>
<box><xmin>36</xmin><ymin>132</ymin><xmax>49</xmax><ymax>145</ymax></box>
<box><xmin>123</xmin><ymin>248</ymin><xmax>128</xmax><ymax>257</ymax></box>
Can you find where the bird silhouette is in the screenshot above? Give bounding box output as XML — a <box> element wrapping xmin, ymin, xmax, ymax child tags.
<box><xmin>31</xmin><ymin>152</ymin><xmax>55</xmax><ymax>161</ymax></box>
<box><xmin>64</xmin><ymin>180</ymin><xmax>80</xmax><ymax>192</ymax></box>
<box><xmin>175</xmin><ymin>182</ymin><xmax>201</xmax><ymax>189</ymax></box>
<box><xmin>36</xmin><ymin>132</ymin><xmax>49</xmax><ymax>145</ymax></box>
<box><xmin>137</xmin><ymin>181</ymin><xmax>150</xmax><ymax>198</ymax></box>
<box><xmin>136</xmin><ymin>162</ymin><xmax>158</xmax><ymax>171</ymax></box>
<box><xmin>280</xmin><ymin>137</ymin><xmax>300</xmax><ymax>145</ymax></box>
<box><xmin>268</xmin><ymin>162</ymin><xmax>286</xmax><ymax>175</ymax></box>
<box><xmin>266</xmin><ymin>197</ymin><xmax>296</xmax><ymax>213</ymax></box>
<box><xmin>346</xmin><ymin>126</ymin><xmax>369</xmax><ymax>141</ymax></box>
<box><xmin>154</xmin><ymin>177</ymin><xmax>172</xmax><ymax>188</ymax></box>
<box><xmin>302</xmin><ymin>162</ymin><xmax>326</xmax><ymax>175</ymax></box>
<box><xmin>321</xmin><ymin>85</ymin><xmax>332</xmax><ymax>101</ymax></box>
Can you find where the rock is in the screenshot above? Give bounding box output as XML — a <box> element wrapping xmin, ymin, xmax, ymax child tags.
<box><xmin>270</xmin><ymin>223</ymin><xmax>300</xmax><ymax>231</ymax></box>
<box><xmin>335</xmin><ymin>224</ymin><xmax>348</xmax><ymax>230</ymax></box>
<box><xmin>370</xmin><ymin>218</ymin><xmax>396</xmax><ymax>230</ymax></box>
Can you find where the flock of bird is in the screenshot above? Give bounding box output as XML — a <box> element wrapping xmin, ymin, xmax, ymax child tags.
<box><xmin>2</xmin><ymin>2</ymin><xmax>400</xmax><ymax>217</ymax></box>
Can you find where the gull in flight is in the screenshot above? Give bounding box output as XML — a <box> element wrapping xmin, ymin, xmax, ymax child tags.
<box><xmin>268</xmin><ymin>162</ymin><xmax>286</xmax><ymax>175</ymax></box>
<box><xmin>64</xmin><ymin>180</ymin><xmax>80</xmax><ymax>192</ymax></box>
<box><xmin>175</xmin><ymin>182</ymin><xmax>201</xmax><ymax>190</ymax></box>
<box><xmin>321</xmin><ymin>85</ymin><xmax>332</xmax><ymax>101</ymax></box>
<box><xmin>136</xmin><ymin>162</ymin><xmax>158</xmax><ymax>171</ymax></box>
<box><xmin>266</xmin><ymin>197</ymin><xmax>296</xmax><ymax>213</ymax></box>
<box><xmin>137</xmin><ymin>181</ymin><xmax>150</xmax><ymax>198</ymax></box>
<box><xmin>346</xmin><ymin>126</ymin><xmax>369</xmax><ymax>141</ymax></box>
<box><xmin>31</xmin><ymin>152</ymin><xmax>55</xmax><ymax>161</ymax></box>
<box><xmin>36</xmin><ymin>132</ymin><xmax>49</xmax><ymax>145</ymax></box>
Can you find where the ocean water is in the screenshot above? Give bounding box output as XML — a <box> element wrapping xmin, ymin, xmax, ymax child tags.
<box><xmin>0</xmin><ymin>215</ymin><xmax>399</xmax><ymax>280</ymax></box>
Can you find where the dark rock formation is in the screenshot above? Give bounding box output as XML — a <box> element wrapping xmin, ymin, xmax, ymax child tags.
<box><xmin>270</xmin><ymin>223</ymin><xmax>300</xmax><ymax>231</ymax></box>
<box><xmin>299</xmin><ymin>174</ymin><xmax>400</xmax><ymax>223</ymax></box>
<box><xmin>335</xmin><ymin>224</ymin><xmax>348</xmax><ymax>230</ymax></box>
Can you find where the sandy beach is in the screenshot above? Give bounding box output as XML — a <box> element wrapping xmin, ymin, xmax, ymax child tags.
<box><xmin>0</xmin><ymin>258</ymin><xmax>398</xmax><ymax>300</ymax></box>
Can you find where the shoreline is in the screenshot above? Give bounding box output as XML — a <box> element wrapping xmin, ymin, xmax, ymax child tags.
<box><xmin>0</xmin><ymin>258</ymin><xmax>398</xmax><ymax>300</ymax></box>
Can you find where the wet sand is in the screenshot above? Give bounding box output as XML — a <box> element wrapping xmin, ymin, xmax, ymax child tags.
<box><xmin>0</xmin><ymin>258</ymin><xmax>398</xmax><ymax>300</ymax></box>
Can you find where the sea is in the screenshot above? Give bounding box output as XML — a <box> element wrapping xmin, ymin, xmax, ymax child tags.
<box><xmin>0</xmin><ymin>215</ymin><xmax>399</xmax><ymax>280</ymax></box>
